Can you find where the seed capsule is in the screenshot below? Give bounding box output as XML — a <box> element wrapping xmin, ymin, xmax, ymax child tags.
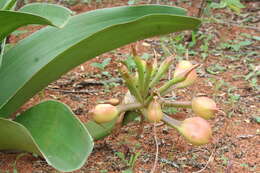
<box><xmin>147</xmin><ymin>98</ymin><xmax>163</xmax><ymax>123</ymax></box>
<box><xmin>178</xmin><ymin>117</ymin><xmax>212</xmax><ymax>146</ymax></box>
<box><xmin>174</xmin><ymin>60</ymin><xmax>197</xmax><ymax>88</ymax></box>
<box><xmin>192</xmin><ymin>97</ymin><xmax>217</xmax><ymax>119</ymax></box>
<box><xmin>92</xmin><ymin>104</ymin><xmax>119</xmax><ymax>123</ymax></box>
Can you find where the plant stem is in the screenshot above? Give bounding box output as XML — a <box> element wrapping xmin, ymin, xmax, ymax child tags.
<box><xmin>134</xmin><ymin>55</ymin><xmax>145</xmax><ymax>96</ymax></box>
<box><xmin>119</xmin><ymin>64</ymin><xmax>143</xmax><ymax>103</ymax></box>
<box><xmin>150</xmin><ymin>124</ymin><xmax>159</xmax><ymax>173</ymax></box>
<box><xmin>161</xmin><ymin>100</ymin><xmax>192</xmax><ymax>108</ymax></box>
<box><xmin>117</xmin><ymin>103</ymin><xmax>144</xmax><ymax>113</ymax></box>
<box><xmin>150</xmin><ymin>57</ymin><xmax>158</xmax><ymax>78</ymax></box>
<box><xmin>149</xmin><ymin>56</ymin><xmax>173</xmax><ymax>89</ymax></box>
<box><xmin>143</xmin><ymin>61</ymin><xmax>153</xmax><ymax>97</ymax></box>
<box><xmin>158</xmin><ymin>64</ymin><xmax>199</xmax><ymax>95</ymax></box>
<box><xmin>161</xmin><ymin>114</ymin><xmax>182</xmax><ymax>129</ymax></box>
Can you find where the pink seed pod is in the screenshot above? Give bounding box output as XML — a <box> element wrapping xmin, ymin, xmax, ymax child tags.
<box><xmin>92</xmin><ymin>104</ymin><xmax>119</xmax><ymax>123</ymax></box>
<box><xmin>174</xmin><ymin>60</ymin><xmax>197</xmax><ymax>88</ymax></box>
<box><xmin>147</xmin><ymin>98</ymin><xmax>163</xmax><ymax>123</ymax></box>
<box><xmin>192</xmin><ymin>97</ymin><xmax>217</xmax><ymax>119</ymax></box>
<box><xmin>179</xmin><ymin>117</ymin><xmax>212</xmax><ymax>146</ymax></box>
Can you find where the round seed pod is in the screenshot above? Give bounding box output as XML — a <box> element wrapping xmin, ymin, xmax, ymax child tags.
<box><xmin>92</xmin><ymin>104</ymin><xmax>119</xmax><ymax>123</ymax></box>
<box><xmin>147</xmin><ymin>98</ymin><xmax>163</xmax><ymax>123</ymax></box>
<box><xmin>192</xmin><ymin>97</ymin><xmax>217</xmax><ymax>119</ymax></box>
<box><xmin>174</xmin><ymin>60</ymin><xmax>197</xmax><ymax>88</ymax></box>
<box><xmin>178</xmin><ymin>117</ymin><xmax>212</xmax><ymax>146</ymax></box>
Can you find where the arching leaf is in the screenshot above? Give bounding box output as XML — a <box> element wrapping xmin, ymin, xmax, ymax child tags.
<box><xmin>0</xmin><ymin>5</ymin><xmax>201</xmax><ymax>117</ymax></box>
<box><xmin>0</xmin><ymin>100</ymin><xmax>93</xmax><ymax>172</ymax></box>
<box><xmin>0</xmin><ymin>3</ymin><xmax>72</xmax><ymax>41</ymax></box>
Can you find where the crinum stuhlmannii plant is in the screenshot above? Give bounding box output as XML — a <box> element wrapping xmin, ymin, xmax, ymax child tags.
<box><xmin>0</xmin><ymin>2</ymin><xmax>202</xmax><ymax>171</ymax></box>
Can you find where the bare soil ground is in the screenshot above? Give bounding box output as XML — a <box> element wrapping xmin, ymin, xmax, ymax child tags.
<box><xmin>0</xmin><ymin>0</ymin><xmax>259</xmax><ymax>172</ymax></box>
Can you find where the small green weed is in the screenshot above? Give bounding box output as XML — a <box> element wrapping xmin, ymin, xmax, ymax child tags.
<box><xmin>115</xmin><ymin>150</ymin><xmax>142</xmax><ymax>172</ymax></box>
<box><xmin>206</xmin><ymin>64</ymin><xmax>226</xmax><ymax>75</ymax></box>
<box><xmin>91</xmin><ymin>58</ymin><xmax>111</xmax><ymax>70</ymax></box>
<box><xmin>209</xmin><ymin>0</ymin><xmax>245</xmax><ymax>13</ymax></box>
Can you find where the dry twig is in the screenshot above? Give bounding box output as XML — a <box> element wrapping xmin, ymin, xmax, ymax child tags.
<box><xmin>192</xmin><ymin>147</ymin><xmax>216</xmax><ymax>173</ymax></box>
<box><xmin>150</xmin><ymin>124</ymin><xmax>159</xmax><ymax>173</ymax></box>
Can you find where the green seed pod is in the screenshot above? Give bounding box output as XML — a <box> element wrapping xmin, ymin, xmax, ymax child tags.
<box><xmin>192</xmin><ymin>97</ymin><xmax>217</xmax><ymax>119</ymax></box>
<box><xmin>174</xmin><ymin>60</ymin><xmax>197</xmax><ymax>88</ymax></box>
<box><xmin>147</xmin><ymin>98</ymin><xmax>163</xmax><ymax>122</ymax></box>
<box><xmin>92</xmin><ymin>104</ymin><xmax>119</xmax><ymax>123</ymax></box>
<box><xmin>178</xmin><ymin>117</ymin><xmax>212</xmax><ymax>146</ymax></box>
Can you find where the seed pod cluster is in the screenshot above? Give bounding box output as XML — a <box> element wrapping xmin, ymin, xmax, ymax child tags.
<box><xmin>90</xmin><ymin>52</ymin><xmax>218</xmax><ymax>147</ymax></box>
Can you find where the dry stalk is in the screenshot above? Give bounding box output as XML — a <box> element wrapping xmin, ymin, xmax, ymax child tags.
<box><xmin>150</xmin><ymin>123</ymin><xmax>159</xmax><ymax>173</ymax></box>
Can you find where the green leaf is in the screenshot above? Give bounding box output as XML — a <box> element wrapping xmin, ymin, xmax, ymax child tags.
<box><xmin>252</xmin><ymin>36</ymin><xmax>260</xmax><ymax>41</ymax></box>
<box><xmin>0</xmin><ymin>3</ymin><xmax>72</xmax><ymax>41</ymax></box>
<box><xmin>86</xmin><ymin>111</ymin><xmax>141</xmax><ymax>140</ymax></box>
<box><xmin>0</xmin><ymin>0</ymin><xmax>16</xmax><ymax>10</ymax></box>
<box><xmin>0</xmin><ymin>5</ymin><xmax>201</xmax><ymax>118</ymax></box>
<box><xmin>253</xmin><ymin>116</ymin><xmax>260</xmax><ymax>123</ymax></box>
<box><xmin>122</xmin><ymin>169</ymin><xmax>134</xmax><ymax>173</ymax></box>
<box><xmin>19</xmin><ymin>3</ymin><xmax>73</xmax><ymax>27</ymax></box>
<box><xmin>122</xmin><ymin>111</ymin><xmax>140</xmax><ymax>126</ymax></box>
<box><xmin>0</xmin><ymin>100</ymin><xmax>93</xmax><ymax>172</ymax></box>
<box><xmin>0</xmin><ymin>38</ymin><xmax>5</xmax><ymax>67</ymax></box>
<box><xmin>210</xmin><ymin>1</ymin><xmax>227</xmax><ymax>9</ymax></box>
<box><xmin>85</xmin><ymin>119</ymin><xmax>117</xmax><ymax>140</ymax></box>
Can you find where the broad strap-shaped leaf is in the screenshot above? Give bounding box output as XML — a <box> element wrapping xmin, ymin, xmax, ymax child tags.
<box><xmin>19</xmin><ymin>3</ymin><xmax>73</xmax><ymax>27</ymax></box>
<box><xmin>0</xmin><ymin>38</ymin><xmax>5</xmax><ymax>67</ymax></box>
<box><xmin>85</xmin><ymin>119</ymin><xmax>117</xmax><ymax>140</ymax></box>
<box><xmin>0</xmin><ymin>0</ymin><xmax>16</xmax><ymax>10</ymax></box>
<box><xmin>0</xmin><ymin>100</ymin><xmax>93</xmax><ymax>172</ymax></box>
<box><xmin>0</xmin><ymin>5</ymin><xmax>201</xmax><ymax>118</ymax></box>
<box><xmin>0</xmin><ymin>3</ymin><xmax>72</xmax><ymax>41</ymax></box>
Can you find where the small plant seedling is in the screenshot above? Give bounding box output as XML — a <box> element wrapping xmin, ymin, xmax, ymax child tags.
<box><xmin>220</xmin><ymin>40</ymin><xmax>252</xmax><ymax>52</ymax></box>
<box><xmin>209</xmin><ymin>0</ymin><xmax>245</xmax><ymax>13</ymax></box>
<box><xmin>91</xmin><ymin>58</ymin><xmax>111</xmax><ymax>70</ymax></box>
<box><xmin>124</xmin><ymin>55</ymin><xmax>136</xmax><ymax>71</ymax></box>
<box><xmin>206</xmin><ymin>64</ymin><xmax>226</xmax><ymax>75</ymax></box>
<box><xmin>220</xmin><ymin>155</ymin><xmax>229</xmax><ymax>166</ymax></box>
<box><xmin>115</xmin><ymin>150</ymin><xmax>142</xmax><ymax>172</ymax></box>
<box><xmin>163</xmin><ymin>107</ymin><xmax>179</xmax><ymax>115</ymax></box>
